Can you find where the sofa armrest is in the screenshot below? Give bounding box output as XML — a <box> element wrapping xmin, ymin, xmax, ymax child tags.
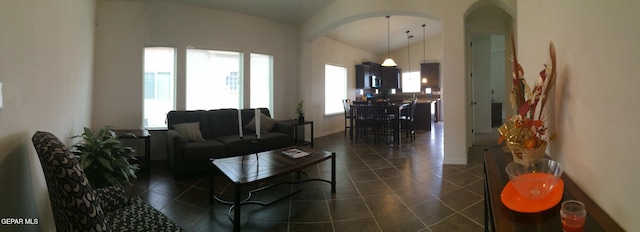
<box><xmin>94</xmin><ymin>186</ymin><xmax>129</xmax><ymax>212</ymax></box>
<box><xmin>271</xmin><ymin>122</ymin><xmax>294</xmax><ymax>136</ymax></box>
<box><xmin>166</xmin><ymin>129</ymin><xmax>185</xmax><ymax>175</ymax></box>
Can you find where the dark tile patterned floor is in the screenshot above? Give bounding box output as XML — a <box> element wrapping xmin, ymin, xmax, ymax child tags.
<box><xmin>125</xmin><ymin>123</ymin><xmax>495</xmax><ymax>231</ymax></box>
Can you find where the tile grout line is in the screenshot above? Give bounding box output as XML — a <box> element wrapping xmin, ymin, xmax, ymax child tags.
<box><xmin>349</xmin><ymin>143</ymin><xmax>384</xmax><ymax>232</ymax></box>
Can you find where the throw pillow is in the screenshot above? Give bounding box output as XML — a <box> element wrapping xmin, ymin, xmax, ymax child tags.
<box><xmin>245</xmin><ymin>113</ymin><xmax>277</xmax><ymax>134</ymax></box>
<box><xmin>172</xmin><ymin>122</ymin><xmax>205</xmax><ymax>142</ymax></box>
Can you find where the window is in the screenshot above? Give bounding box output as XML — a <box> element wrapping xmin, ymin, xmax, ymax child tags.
<box><xmin>143</xmin><ymin>47</ymin><xmax>175</xmax><ymax>129</ymax></box>
<box><xmin>250</xmin><ymin>53</ymin><xmax>273</xmax><ymax>111</ymax></box>
<box><xmin>186</xmin><ymin>49</ymin><xmax>242</xmax><ymax>110</ymax></box>
<box><xmin>324</xmin><ymin>64</ymin><xmax>347</xmax><ymax>115</ymax></box>
<box><xmin>226</xmin><ymin>72</ymin><xmax>239</xmax><ymax>92</ymax></box>
<box><xmin>402</xmin><ymin>71</ymin><xmax>421</xmax><ymax>93</ymax></box>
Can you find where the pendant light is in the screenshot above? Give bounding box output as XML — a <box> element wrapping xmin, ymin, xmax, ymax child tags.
<box><xmin>406</xmin><ymin>30</ymin><xmax>412</xmax><ymax>71</ymax></box>
<box><xmin>421</xmin><ymin>24</ymin><xmax>428</xmax><ymax>84</ymax></box>
<box><xmin>422</xmin><ymin>24</ymin><xmax>426</xmax><ymax>63</ymax></box>
<box><xmin>381</xmin><ymin>16</ymin><xmax>397</xmax><ymax>67</ymax></box>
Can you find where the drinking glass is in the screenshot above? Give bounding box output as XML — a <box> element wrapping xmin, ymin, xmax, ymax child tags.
<box><xmin>560</xmin><ymin>200</ymin><xmax>586</xmax><ymax>232</ymax></box>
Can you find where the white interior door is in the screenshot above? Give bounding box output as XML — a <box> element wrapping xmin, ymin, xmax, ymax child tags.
<box><xmin>472</xmin><ymin>35</ymin><xmax>493</xmax><ymax>134</ymax></box>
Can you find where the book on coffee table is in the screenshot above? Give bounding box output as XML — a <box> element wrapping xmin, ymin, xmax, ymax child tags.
<box><xmin>281</xmin><ymin>148</ymin><xmax>310</xmax><ymax>159</ymax></box>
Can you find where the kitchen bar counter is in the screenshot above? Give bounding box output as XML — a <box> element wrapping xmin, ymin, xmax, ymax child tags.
<box><xmin>399</xmin><ymin>99</ymin><xmax>437</xmax><ymax>131</ymax></box>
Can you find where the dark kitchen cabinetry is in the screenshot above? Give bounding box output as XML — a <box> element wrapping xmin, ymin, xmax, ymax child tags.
<box><xmin>356</xmin><ymin>62</ymin><xmax>399</xmax><ymax>89</ymax></box>
<box><xmin>356</xmin><ymin>62</ymin><xmax>383</xmax><ymax>89</ymax></box>
<box><xmin>381</xmin><ymin>66</ymin><xmax>400</xmax><ymax>89</ymax></box>
<box><xmin>420</xmin><ymin>63</ymin><xmax>440</xmax><ymax>89</ymax></box>
<box><xmin>355</xmin><ymin>64</ymin><xmax>370</xmax><ymax>89</ymax></box>
<box><xmin>363</xmin><ymin>62</ymin><xmax>381</xmax><ymax>77</ymax></box>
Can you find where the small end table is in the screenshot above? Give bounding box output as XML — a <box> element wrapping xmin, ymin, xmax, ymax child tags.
<box><xmin>280</xmin><ymin>120</ymin><xmax>314</xmax><ymax>147</ymax></box>
<box><xmin>113</xmin><ymin>129</ymin><xmax>151</xmax><ymax>176</ymax></box>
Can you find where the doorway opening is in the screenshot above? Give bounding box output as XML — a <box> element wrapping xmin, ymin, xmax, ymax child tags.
<box><xmin>471</xmin><ymin>34</ymin><xmax>505</xmax><ymax>146</ymax></box>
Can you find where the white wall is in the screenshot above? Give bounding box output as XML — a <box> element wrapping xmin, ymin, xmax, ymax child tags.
<box><xmin>0</xmin><ymin>0</ymin><xmax>96</xmax><ymax>230</ymax></box>
<box><xmin>93</xmin><ymin>1</ymin><xmax>300</xmax><ymax>130</ymax></box>
<box><xmin>299</xmin><ymin>36</ymin><xmax>379</xmax><ymax>138</ymax></box>
<box><xmin>518</xmin><ymin>0</ymin><xmax>640</xmax><ymax>230</ymax></box>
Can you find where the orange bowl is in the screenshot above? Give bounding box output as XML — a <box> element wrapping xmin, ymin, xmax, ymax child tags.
<box><xmin>505</xmin><ymin>158</ymin><xmax>564</xmax><ymax>200</ymax></box>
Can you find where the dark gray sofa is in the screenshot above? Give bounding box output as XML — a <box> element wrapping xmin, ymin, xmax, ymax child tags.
<box><xmin>166</xmin><ymin>108</ymin><xmax>294</xmax><ymax>176</ymax></box>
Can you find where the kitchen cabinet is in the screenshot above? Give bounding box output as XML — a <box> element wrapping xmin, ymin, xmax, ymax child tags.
<box><xmin>381</xmin><ymin>66</ymin><xmax>400</xmax><ymax>89</ymax></box>
<box><xmin>420</xmin><ymin>63</ymin><xmax>440</xmax><ymax>89</ymax></box>
<box><xmin>356</xmin><ymin>62</ymin><xmax>385</xmax><ymax>89</ymax></box>
<box><xmin>355</xmin><ymin>64</ymin><xmax>370</xmax><ymax>89</ymax></box>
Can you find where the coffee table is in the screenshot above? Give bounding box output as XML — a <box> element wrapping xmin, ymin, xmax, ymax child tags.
<box><xmin>209</xmin><ymin>147</ymin><xmax>336</xmax><ymax>232</ymax></box>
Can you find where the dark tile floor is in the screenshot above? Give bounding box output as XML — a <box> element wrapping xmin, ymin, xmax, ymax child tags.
<box><xmin>125</xmin><ymin>123</ymin><xmax>498</xmax><ymax>231</ymax></box>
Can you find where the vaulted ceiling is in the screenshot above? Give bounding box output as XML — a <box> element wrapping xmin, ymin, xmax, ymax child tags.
<box><xmin>108</xmin><ymin>0</ymin><xmax>443</xmax><ymax>56</ymax></box>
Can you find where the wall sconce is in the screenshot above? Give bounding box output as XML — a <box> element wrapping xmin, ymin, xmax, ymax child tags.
<box><xmin>359</xmin><ymin>89</ymin><xmax>364</xmax><ymax>96</ymax></box>
<box><xmin>422</xmin><ymin>78</ymin><xmax>428</xmax><ymax>84</ymax></box>
<box><xmin>375</xmin><ymin>89</ymin><xmax>379</xmax><ymax>94</ymax></box>
<box><xmin>391</xmin><ymin>89</ymin><xmax>396</xmax><ymax>94</ymax></box>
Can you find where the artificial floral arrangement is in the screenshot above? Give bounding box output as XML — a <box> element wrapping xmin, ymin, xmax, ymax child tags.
<box><xmin>498</xmin><ymin>35</ymin><xmax>557</xmax><ymax>164</ymax></box>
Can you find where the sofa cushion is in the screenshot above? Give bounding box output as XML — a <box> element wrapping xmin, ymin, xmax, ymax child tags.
<box><xmin>206</xmin><ymin>109</ymin><xmax>240</xmax><ymax>138</ymax></box>
<box><xmin>258</xmin><ymin>132</ymin><xmax>295</xmax><ymax>151</ymax></box>
<box><xmin>167</xmin><ymin>110</ymin><xmax>212</xmax><ymax>139</ymax></box>
<box><xmin>245</xmin><ymin>113</ymin><xmax>277</xmax><ymax>133</ymax></box>
<box><xmin>173</xmin><ymin>122</ymin><xmax>205</xmax><ymax>142</ymax></box>
<box><xmin>182</xmin><ymin>139</ymin><xmax>227</xmax><ymax>160</ymax></box>
<box><xmin>215</xmin><ymin>135</ymin><xmax>261</xmax><ymax>156</ymax></box>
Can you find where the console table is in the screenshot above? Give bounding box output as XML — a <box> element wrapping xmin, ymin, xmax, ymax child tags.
<box><xmin>484</xmin><ymin>149</ymin><xmax>623</xmax><ymax>232</ymax></box>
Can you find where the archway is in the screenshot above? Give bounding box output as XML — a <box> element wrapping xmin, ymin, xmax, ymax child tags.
<box><xmin>464</xmin><ymin>1</ymin><xmax>515</xmax><ymax>147</ymax></box>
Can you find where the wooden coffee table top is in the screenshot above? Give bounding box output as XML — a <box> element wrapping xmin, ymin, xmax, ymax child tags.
<box><xmin>211</xmin><ymin>147</ymin><xmax>334</xmax><ymax>184</ymax></box>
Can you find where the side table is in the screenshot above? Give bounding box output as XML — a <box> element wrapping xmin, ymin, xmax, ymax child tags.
<box><xmin>484</xmin><ymin>149</ymin><xmax>623</xmax><ymax>231</ymax></box>
<box><xmin>280</xmin><ymin>120</ymin><xmax>314</xmax><ymax>147</ymax></box>
<box><xmin>113</xmin><ymin>129</ymin><xmax>151</xmax><ymax>176</ymax></box>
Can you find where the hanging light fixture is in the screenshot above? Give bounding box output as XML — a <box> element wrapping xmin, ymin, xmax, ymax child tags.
<box><xmin>421</xmin><ymin>24</ymin><xmax>428</xmax><ymax>84</ymax></box>
<box><xmin>381</xmin><ymin>16</ymin><xmax>397</xmax><ymax>67</ymax></box>
<box><xmin>422</xmin><ymin>24</ymin><xmax>426</xmax><ymax>63</ymax></box>
<box><xmin>406</xmin><ymin>30</ymin><xmax>413</xmax><ymax>71</ymax></box>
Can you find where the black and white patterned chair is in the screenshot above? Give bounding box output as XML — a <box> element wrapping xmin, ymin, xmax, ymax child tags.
<box><xmin>32</xmin><ymin>131</ymin><xmax>184</xmax><ymax>232</ymax></box>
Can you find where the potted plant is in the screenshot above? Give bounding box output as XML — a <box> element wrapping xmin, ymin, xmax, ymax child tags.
<box><xmin>70</xmin><ymin>126</ymin><xmax>140</xmax><ymax>188</ymax></box>
<box><xmin>377</xmin><ymin>88</ymin><xmax>390</xmax><ymax>101</ymax></box>
<box><xmin>296</xmin><ymin>99</ymin><xmax>304</xmax><ymax>124</ymax></box>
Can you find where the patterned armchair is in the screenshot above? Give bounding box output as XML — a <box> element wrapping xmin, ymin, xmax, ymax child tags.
<box><xmin>32</xmin><ymin>131</ymin><xmax>184</xmax><ymax>232</ymax></box>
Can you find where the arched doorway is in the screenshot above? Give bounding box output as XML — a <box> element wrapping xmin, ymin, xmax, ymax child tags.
<box><xmin>464</xmin><ymin>2</ymin><xmax>514</xmax><ymax>147</ymax></box>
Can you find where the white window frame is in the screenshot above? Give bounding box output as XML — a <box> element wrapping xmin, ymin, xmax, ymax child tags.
<box><xmin>186</xmin><ymin>48</ymin><xmax>243</xmax><ymax>110</ymax></box>
<box><xmin>324</xmin><ymin>64</ymin><xmax>347</xmax><ymax>115</ymax></box>
<box><xmin>250</xmin><ymin>53</ymin><xmax>274</xmax><ymax>112</ymax></box>
<box><xmin>143</xmin><ymin>47</ymin><xmax>176</xmax><ymax>129</ymax></box>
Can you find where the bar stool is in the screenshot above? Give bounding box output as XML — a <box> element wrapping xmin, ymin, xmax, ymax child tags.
<box><xmin>400</xmin><ymin>99</ymin><xmax>418</xmax><ymax>142</ymax></box>
<box><xmin>342</xmin><ymin>99</ymin><xmax>354</xmax><ymax>139</ymax></box>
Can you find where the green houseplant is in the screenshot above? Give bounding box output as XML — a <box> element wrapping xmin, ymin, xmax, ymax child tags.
<box><xmin>70</xmin><ymin>126</ymin><xmax>140</xmax><ymax>188</ymax></box>
<box><xmin>296</xmin><ymin>99</ymin><xmax>304</xmax><ymax>123</ymax></box>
